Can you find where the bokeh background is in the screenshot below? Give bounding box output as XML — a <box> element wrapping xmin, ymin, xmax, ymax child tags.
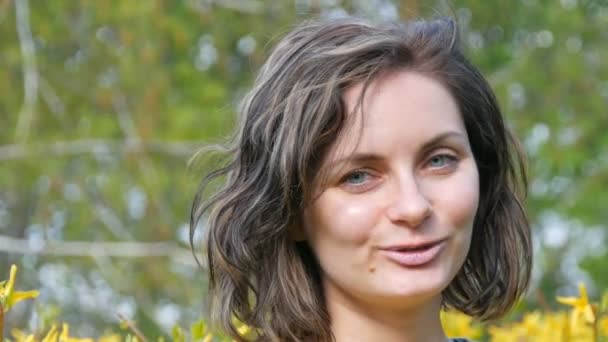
<box><xmin>1</xmin><ymin>0</ymin><xmax>607</xmax><ymax>337</ymax></box>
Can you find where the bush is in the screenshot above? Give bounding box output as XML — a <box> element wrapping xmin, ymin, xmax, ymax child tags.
<box><xmin>2</xmin><ymin>265</ymin><xmax>608</xmax><ymax>341</ymax></box>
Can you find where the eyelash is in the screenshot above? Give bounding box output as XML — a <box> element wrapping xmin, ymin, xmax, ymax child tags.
<box><xmin>426</xmin><ymin>153</ymin><xmax>459</xmax><ymax>170</ymax></box>
<box><xmin>341</xmin><ymin>170</ymin><xmax>373</xmax><ymax>184</ymax></box>
<box><xmin>339</xmin><ymin>169</ymin><xmax>378</xmax><ymax>192</ymax></box>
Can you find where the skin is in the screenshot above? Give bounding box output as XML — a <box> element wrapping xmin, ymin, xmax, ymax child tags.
<box><xmin>301</xmin><ymin>70</ymin><xmax>480</xmax><ymax>342</ymax></box>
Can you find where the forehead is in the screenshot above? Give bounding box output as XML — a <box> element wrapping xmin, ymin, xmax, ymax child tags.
<box><xmin>326</xmin><ymin>70</ymin><xmax>466</xmax><ymax>159</ymax></box>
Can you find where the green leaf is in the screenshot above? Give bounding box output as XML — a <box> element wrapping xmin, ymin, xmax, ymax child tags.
<box><xmin>190</xmin><ymin>319</ymin><xmax>207</xmax><ymax>340</ymax></box>
<box><xmin>172</xmin><ymin>324</ymin><xmax>185</xmax><ymax>342</ymax></box>
<box><xmin>601</xmin><ymin>290</ymin><xmax>608</xmax><ymax>313</ymax></box>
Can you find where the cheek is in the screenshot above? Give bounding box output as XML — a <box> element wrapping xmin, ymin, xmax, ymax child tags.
<box><xmin>450</xmin><ymin>181</ymin><xmax>479</xmax><ymax>228</ymax></box>
<box><xmin>428</xmin><ymin>165</ymin><xmax>480</xmax><ymax>230</ymax></box>
<box><xmin>303</xmin><ymin>191</ymin><xmax>382</xmax><ymax>246</ymax></box>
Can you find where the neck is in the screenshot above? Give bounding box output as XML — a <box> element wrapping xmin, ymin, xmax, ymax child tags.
<box><xmin>326</xmin><ymin>288</ymin><xmax>448</xmax><ymax>342</ymax></box>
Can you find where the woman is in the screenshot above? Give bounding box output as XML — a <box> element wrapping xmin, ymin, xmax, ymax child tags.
<box><xmin>191</xmin><ymin>17</ymin><xmax>532</xmax><ymax>342</ymax></box>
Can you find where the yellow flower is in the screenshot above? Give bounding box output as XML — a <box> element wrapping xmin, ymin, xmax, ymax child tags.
<box><xmin>231</xmin><ymin>316</ymin><xmax>257</xmax><ymax>339</ymax></box>
<box><xmin>0</xmin><ymin>264</ymin><xmax>40</xmax><ymax>312</ymax></box>
<box><xmin>42</xmin><ymin>324</ymin><xmax>59</xmax><ymax>342</ymax></box>
<box><xmin>519</xmin><ymin>311</ymin><xmax>542</xmax><ymax>336</ymax></box>
<box><xmin>125</xmin><ymin>335</ymin><xmax>140</xmax><ymax>342</ymax></box>
<box><xmin>541</xmin><ymin>311</ymin><xmax>570</xmax><ymax>340</ymax></box>
<box><xmin>236</xmin><ymin>323</ymin><xmax>251</xmax><ymax>336</ymax></box>
<box><xmin>487</xmin><ymin>325</ymin><xmax>526</xmax><ymax>342</ymax></box>
<box><xmin>557</xmin><ymin>282</ymin><xmax>597</xmax><ymax>328</ymax></box>
<box><xmin>599</xmin><ymin>316</ymin><xmax>608</xmax><ymax>337</ymax></box>
<box><xmin>59</xmin><ymin>323</ymin><xmax>94</xmax><ymax>342</ymax></box>
<box><xmin>440</xmin><ymin>310</ymin><xmax>482</xmax><ymax>339</ymax></box>
<box><xmin>98</xmin><ymin>334</ymin><xmax>123</xmax><ymax>342</ymax></box>
<box><xmin>11</xmin><ymin>328</ymin><xmax>37</xmax><ymax>342</ymax></box>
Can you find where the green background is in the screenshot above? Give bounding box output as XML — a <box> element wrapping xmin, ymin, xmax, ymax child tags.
<box><xmin>1</xmin><ymin>0</ymin><xmax>607</xmax><ymax>337</ymax></box>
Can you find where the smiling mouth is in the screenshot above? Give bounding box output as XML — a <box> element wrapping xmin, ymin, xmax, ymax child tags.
<box><xmin>380</xmin><ymin>239</ymin><xmax>446</xmax><ymax>267</ymax></box>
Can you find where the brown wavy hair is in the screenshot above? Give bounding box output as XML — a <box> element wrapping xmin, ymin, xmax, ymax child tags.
<box><xmin>190</xmin><ymin>17</ymin><xmax>532</xmax><ymax>342</ymax></box>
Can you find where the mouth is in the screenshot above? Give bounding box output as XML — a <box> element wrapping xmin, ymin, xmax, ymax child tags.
<box><xmin>379</xmin><ymin>239</ymin><xmax>446</xmax><ymax>267</ymax></box>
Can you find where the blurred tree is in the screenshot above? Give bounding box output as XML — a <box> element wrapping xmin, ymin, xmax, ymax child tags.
<box><xmin>447</xmin><ymin>0</ymin><xmax>608</xmax><ymax>304</ymax></box>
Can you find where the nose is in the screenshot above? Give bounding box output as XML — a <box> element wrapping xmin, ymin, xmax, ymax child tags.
<box><xmin>385</xmin><ymin>172</ymin><xmax>432</xmax><ymax>228</ymax></box>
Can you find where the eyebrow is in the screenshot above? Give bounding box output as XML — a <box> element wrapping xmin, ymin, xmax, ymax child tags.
<box><xmin>419</xmin><ymin>131</ymin><xmax>468</xmax><ymax>154</ymax></box>
<box><xmin>327</xmin><ymin>131</ymin><xmax>468</xmax><ymax>168</ymax></box>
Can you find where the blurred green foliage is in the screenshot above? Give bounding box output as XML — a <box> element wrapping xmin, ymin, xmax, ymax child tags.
<box><xmin>0</xmin><ymin>0</ymin><xmax>606</xmax><ymax>337</ymax></box>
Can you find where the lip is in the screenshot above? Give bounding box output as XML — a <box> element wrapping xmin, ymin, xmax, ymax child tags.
<box><xmin>379</xmin><ymin>239</ymin><xmax>447</xmax><ymax>267</ymax></box>
<box><xmin>381</xmin><ymin>238</ymin><xmax>447</xmax><ymax>251</ymax></box>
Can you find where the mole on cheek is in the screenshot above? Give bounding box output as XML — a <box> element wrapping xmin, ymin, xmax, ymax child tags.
<box><xmin>367</xmin><ymin>246</ymin><xmax>376</xmax><ymax>273</ymax></box>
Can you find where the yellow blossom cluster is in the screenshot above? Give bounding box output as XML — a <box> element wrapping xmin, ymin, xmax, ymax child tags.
<box><xmin>441</xmin><ymin>282</ymin><xmax>608</xmax><ymax>342</ymax></box>
<box><xmin>2</xmin><ymin>265</ymin><xmax>608</xmax><ymax>341</ymax></box>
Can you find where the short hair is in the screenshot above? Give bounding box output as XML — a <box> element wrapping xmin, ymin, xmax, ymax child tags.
<box><xmin>190</xmin><ymin>16</ymin><xmax>532</xmax><ymax>342</ymax></box>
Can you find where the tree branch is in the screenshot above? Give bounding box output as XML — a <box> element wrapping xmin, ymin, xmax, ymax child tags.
<box><xmin>116</xmin><ymin>313</ymin><xmax>149</xmax><ymax>342</ymax></box>
<box><xmin>14</xmin><ymin>0</ymin><xmax>39</xmax><ymax>144</ymax></box>
<box><xmin>112</xmin><ymin>93</ymin><xmax>141</xmax><ymax>143</ymax></box>
<box><xmin>39</xmin><ymin>76</ymin><xmax>65</xmax><ymax>119</ymax></box>
<box><xmin>0</xmin><ymin>139</ymin><xmax>203</xmax><ymax>160</ymax></box>
<box><xmin>214</xmin><ymin>0</ymin><xmax>262</xmax><ymax>14</ymax></box>
<box><xmin>189</xmin><ymin>0</ymin><xmax>263</xmax><ymax>14</ymax></box>
<box><xmin>0</xmin><ymin>235</ymin><xmax>202</xmax><ymax>267</ymax></box>
<box><xmin>85</xmin><ymin>183</ymin><xmax>135</xmax><ymax>242</ymax></box>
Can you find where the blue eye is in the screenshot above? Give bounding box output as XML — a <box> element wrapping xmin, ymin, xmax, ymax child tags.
<box><xmin>428</xmin><ymin>154</ymin><xmax>456</xmax><ymax>168</ymax></box>
<box><xmin>343</xmin><ymin>171</ymin><xmax>369</xmax><ymax>185</ymax></box>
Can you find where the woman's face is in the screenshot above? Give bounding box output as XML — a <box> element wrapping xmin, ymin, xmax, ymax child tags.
<box><xmin>302</xmin><ymin>70</ymin><xmax>480</xmax><ymax>312</ymax></box>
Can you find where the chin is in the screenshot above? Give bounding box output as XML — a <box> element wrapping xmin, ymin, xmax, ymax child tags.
<box><xmin>375</xmin><ymin>266</ymin><xmax>456</xmax><ymax>304</ymax></box>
